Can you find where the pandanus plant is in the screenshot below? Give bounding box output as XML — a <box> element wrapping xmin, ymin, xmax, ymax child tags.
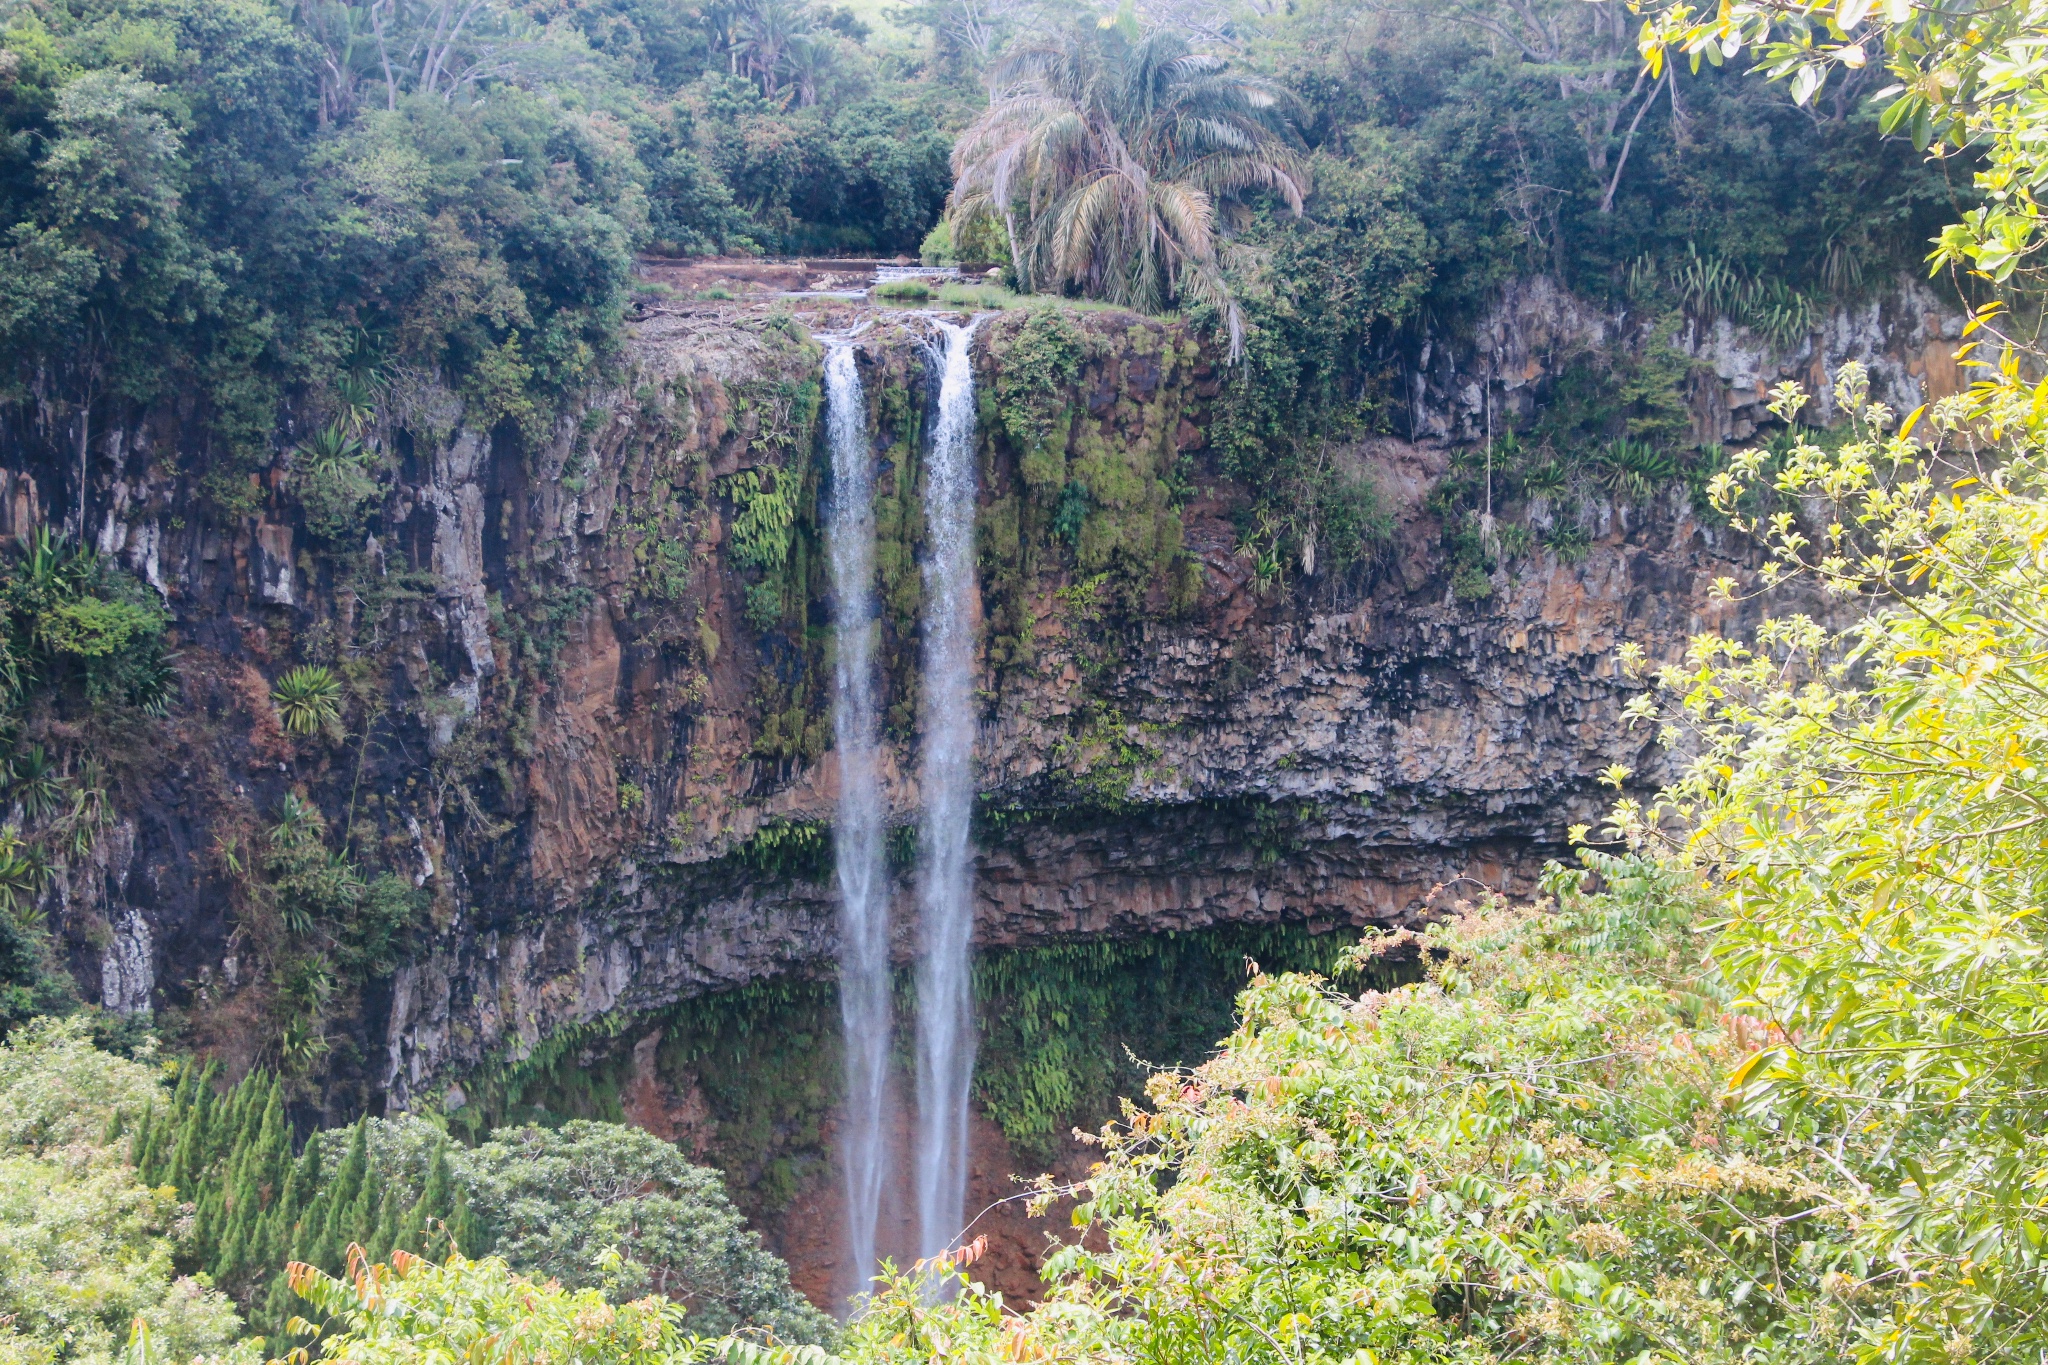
<box><xmin>0</xmin><ymin>825</ymin><xmax>46</xmax><ymax>920</ymax></box>
<box><xmin>6</xmin><ymin>744</ymin><xmax>61</xmax><ymax>821</ymax></box>
<box><xmin>948</xmin><ymin>6</ymin><xmax>1307</xmax><ymax>357</ymax></box>
<box><xmin>272</xmin><ymin>665</ymin><xmax>344</xmax><ymax>736</ymax></box>
<box><xmin>297</xmin><ymin>423</ymin><xmax>365</xmax><ymax>475</ymax></box>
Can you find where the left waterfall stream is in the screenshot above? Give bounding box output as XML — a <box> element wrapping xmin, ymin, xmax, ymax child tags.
<box><xmin>823</xmin><ymin>338</ymin><xmax>892</xmax><ymax>1307</ymax></box>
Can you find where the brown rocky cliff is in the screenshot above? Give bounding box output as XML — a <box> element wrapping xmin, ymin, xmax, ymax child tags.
<box><xmin>1</xmin><ymin>279</ymin><xmax>1952</xmax><ymax>1124</ymax></box>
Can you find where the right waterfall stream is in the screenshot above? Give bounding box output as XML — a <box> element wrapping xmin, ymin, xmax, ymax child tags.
<box><xmin>914</xmin><ymin>316</ymin><xmax>983</xmax><ymax>1265</ymax></box>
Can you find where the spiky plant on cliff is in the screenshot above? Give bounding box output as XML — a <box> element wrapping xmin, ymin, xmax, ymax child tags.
<box><xmin>270</xmin><ymin>667</ymin><xmax>342</xmax><ymax>738</ymax></box>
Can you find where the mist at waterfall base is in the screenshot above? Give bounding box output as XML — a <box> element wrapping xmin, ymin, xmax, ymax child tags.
<box><xmin>824</xmin><ymin>342</ymin><xmax>892</xmax><ymax>1297</ymax></box>
<box><xmin>915</xmin><ymin>318</ymin><xmax>982</xmax><ymax>1265</ymax></box>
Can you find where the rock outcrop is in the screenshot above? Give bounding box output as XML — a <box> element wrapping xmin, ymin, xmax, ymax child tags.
<box><xmin>3</xmin><ymin>273</ymin><xmax>1960</xmax><ymax>1118</ymax></box>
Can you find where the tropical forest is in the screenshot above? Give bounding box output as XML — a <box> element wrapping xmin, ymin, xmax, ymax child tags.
<box><xmin>1</xmin><ymin>0</ymin><xmax>2044</xmax><ymax>1359</ymax></box>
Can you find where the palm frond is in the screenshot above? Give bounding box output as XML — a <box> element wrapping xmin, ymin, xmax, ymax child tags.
<box><xmin>945</xmin><ymin>12</ymin><xmax>1296</xmax><ymax>360</ymax></box>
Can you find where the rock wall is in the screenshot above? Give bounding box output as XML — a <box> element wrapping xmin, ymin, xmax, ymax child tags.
<box><xmin>1410</xmin><ymin>273</ymin><xmax>1967</xmax><ymax>445</ymax></box>
<box><xmin>3</xmin><ymin>274</ymin><xmax>1958</xmax><ymax>1122</ymax></box>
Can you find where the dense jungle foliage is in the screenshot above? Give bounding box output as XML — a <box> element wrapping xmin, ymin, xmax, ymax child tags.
<box><xmin>0</xmin><ymin>0</ymin><xmax>1952</xmax><ymax>561</ymax></box>
<box><xmin>0</xmin><ymin>0</ymin><xmax>959</xmax><ymax>504</ymax></box>
<box><xmin>7</xmin><ymin>0</ymin><xmax>2048</xmax><ymax>1361</ymax></box>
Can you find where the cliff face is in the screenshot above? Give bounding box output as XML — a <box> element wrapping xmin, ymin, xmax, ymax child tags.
<box><xmin>1410</xmin><ymin>273</ymin><xmax>1966</xmax><ymax>446</ymax></box>
<box><xmin>8</xmin><ymin>274</ymin><xmax>1960</xmax><ymax>1121</ymax></box>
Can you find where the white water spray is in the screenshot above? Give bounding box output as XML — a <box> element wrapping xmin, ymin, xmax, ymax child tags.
<box><xmin>915</xmin><ymin>318</ymin><xmax>983</xmax><ymax>1260</ymax></box>
<box><xmin>824</xmin><ymin>341</ymin><xmax>891</xmax><ymax>1295</ymax></box>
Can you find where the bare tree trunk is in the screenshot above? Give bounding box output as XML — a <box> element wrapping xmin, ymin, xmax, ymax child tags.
<box><xmin>418</xmin><ymin>0</ymin><xmax>461</xmax><ymax>97</ymax></box>
<box><xmin>1599</xmin><ymin>66</ymin><xmax>1668</xmax><ymax>214</ymax></box>
<box><xmin>1003</xmin><ymin>209</ymin><xmax>1027</xmax><ymax>291</ymax></box>
<box><xmin>373</xmin><ymin>0</ymin><xmax>400</xmax><ymax>110</ymax></box>
<box><xmin>75</xmin><ymin>403</ymin><xmax>88</xmax><ymax>541</ymax></box>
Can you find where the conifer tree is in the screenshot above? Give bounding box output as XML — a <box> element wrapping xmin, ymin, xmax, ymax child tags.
<box><xmin>165</xmin><ymin>1096</ymin><xmax>200</xmax><ymax>1196</ymax></box>
<box><xmin>168</xmin><ymin>1058</ymin><xmax>196</xmax><ymax>1123</ymax></box>
<box><xmin>398</xmin><ymin>1141</ymin><xmax>452</xmax><ymax>1255</ymax></box>
<box><xmin>131</xmin><ymin>1100</ymin><xmax>157</xmax><ymax>1182</ymax></box>
<box><xmin>216</xmin><ymin>1199</ymin><xmax>248</xmax><ymax>1286</ymax></box>
<box><xmin>229</xmin><ymin>1075</ymin><xmax>260</xmax><ymax>1163</ymax></box>
<box><xmin>288</xmin><ymin>1136</ymin><xmax>326</xmax><ymax>1269</ymax></box>
<box><xmin>368</xmin><ymin>1187</ymin><xmax>400</xmax><ymax>1263</ymax></box>
<box><xmin>446</xmin><ymin>1186</ymin><xmax>480</xmax><ymax>1260</ymax></box>
<box><xmin>279</xmin><ymin>1130</ymin><xmax>321</xmax><ymax>1258</ymax></box>
<box><xmin>226</xmin><ymin>1141</ymin><xmax>266</xmax><ymax>1282</ymax></box>
<box><xmin>316</xmin><ymin>1121</ymin><xmax>369</xmax><ymax>1273</ymax></box>
<box><xmin>189</xmin><ymin>1059</ymin><xmax>219</xmax><ymax>1165</ymax></box>
<box><xmin>344</xmin><ymin>1164</ymin><xmax>380</xmax><ymax>1267</ymax></box>
<box><xmin>218</xmin><ymin>1078</ymin><xmax>245</xmax><ymax>1162</ymax></box>
<box><xmin>192</xmin><ymin>1181</ymin><xmax>223</xmax><ymax>1264</ymax></box>
<box><xmin>252</xmin><ymin>1076</ymin><xmax>287</xmax><ymax>1202</ymax></box>
<box><xmin>260</xmin><ymin>1271</ymin><xmax>297</xmax><ymax>1344</ymax></box>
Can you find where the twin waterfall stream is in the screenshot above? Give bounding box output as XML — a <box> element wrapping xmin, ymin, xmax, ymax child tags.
<box><xmin>822</xmin><ymin>320</ymin><xmax>985</xmax><ymax>1302</ymax></box>
<box><xmin>822</xmin><ymin>342</ymin><xmax>892</xmax><ymax>1295</ymax></box>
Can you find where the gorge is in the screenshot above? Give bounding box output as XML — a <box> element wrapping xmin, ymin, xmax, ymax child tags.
<box><xmin>10</xmin><ymin>0</ymin><xmax>2045</xmax><ymax>1353</ymax></box>
<box><xmin>0</xmin><ymin>271</ymin><xmax>1967</xmax><ymax>1303</ymax></box>
<box><xmin>15</xmin><ymin>0</ymin><xmax>2048</xmax><ymax>1353</ymax></box>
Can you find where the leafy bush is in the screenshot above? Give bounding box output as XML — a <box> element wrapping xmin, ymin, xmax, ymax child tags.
<box><xmin>1207</xmin><ymin>149</ymin><xmax>1426</xmax><ymax>584</ymax></box>
<box><xmin>455</xmin><ymin>1123</ymin><xmax>832</xmax><ymax>1344</ymax></box>
<box><xmin>844</xmin><ymin>871</ymin><xmax>1868</xmax><ymax>1364</ymax></box>
<box><xmin>292</xmin><ymin>426</ymin><xmax>380</xmax><ymax>544</ymax></box>
<box><xmin>1596</xmin><ymin>361</ymin><xmax>2048</xmax><ymax>1359</ymax></box>
<box><xmin>244</xmin><ymin>797</ymin><xmax>425</xmax><ymax>1073</ymax></box>
<box><xmin>0</xmin><ymin>1019</ymin><xmax>257</xmax><ymax>1365</ymax></box>
<box><xmin>283</xmin><ymin>1251</ymin><xmax>725</xmax><ymax>1365</ymax></box>
<box><xmin>0</xmin><ymin>531</ymin><xmax>172</xmax><ymax>720</ymax></box>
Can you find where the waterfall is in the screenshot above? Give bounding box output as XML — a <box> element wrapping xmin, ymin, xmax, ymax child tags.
<box><xmin>824</xmin><ymin>341</ymin><xmax>891</xmax><ymax>1297</ymax></box>
<box><xmin>915</xmin><ymin>317</ymin><xmax>983</xmax><ymax>1261</ymax></box>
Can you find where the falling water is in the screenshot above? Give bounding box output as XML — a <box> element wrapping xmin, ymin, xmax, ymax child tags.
<box><xmin>823</xmin><ymin>341</ymin><xmax>891</xmax><ymax>1296</ymax></box>
<box><xmin>915</xmin><ymin>317</ymin><xmax>983</xmax><ymax>1261</ymax></box>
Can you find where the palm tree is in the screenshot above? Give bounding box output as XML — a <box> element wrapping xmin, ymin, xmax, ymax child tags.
<box><xmin>949</xmin><ymin>8</ymin><xmax>1306</xmax><ymax>357</ymax></box>
<box><xmin>734</xmin><ymin>0</ymin><xmax>816</xmax><ymax>102</ymax></box>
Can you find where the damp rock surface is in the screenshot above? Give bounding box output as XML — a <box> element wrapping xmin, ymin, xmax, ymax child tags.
<box><xmin>0</xmin><ymin>279</ymin><xmax>1949</xmax><ymax>1117</ymax></box>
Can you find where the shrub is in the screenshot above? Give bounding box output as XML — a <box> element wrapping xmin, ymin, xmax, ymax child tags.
<box><xmin>293</xmin><ymin>426</ymin><xmax>379</xmax><ymax>543</ymax></box>
<box><xmin>0</xmin><ymin>1019</ymin><xmax>257</xmax><ymax>1365</ymax></box>
<box><xmin>454</xmin><ymin>1122</ymin><xmax>833</xmax><ymax>1344</ymax></box>
<box><xmin>284</xmin><ymin>1251</ymin><xmax>719</xmax><ymax>1365</ymax></box>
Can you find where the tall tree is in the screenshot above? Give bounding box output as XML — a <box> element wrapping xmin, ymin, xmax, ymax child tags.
<box><xmin>949</xmin><ymin>6</ymin><xmax>1307</xmax><ymax>355</ymax></box>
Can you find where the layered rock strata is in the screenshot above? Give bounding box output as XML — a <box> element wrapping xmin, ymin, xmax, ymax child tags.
<box><xmin>2</xmin><ymin>276</ymin><xmax>1957</xmax><ymax>1117</ymax></box>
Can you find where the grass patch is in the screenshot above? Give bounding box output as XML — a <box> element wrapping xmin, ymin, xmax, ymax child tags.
<box><xmin>936</xmin><ymin>281</ymin><xmax>1014</xmax><ymax>308</ymax></box>
<box><xmin>873</xmin><ymin>278</ymin><xmax>932</xmax><ymax>302</ymax></box>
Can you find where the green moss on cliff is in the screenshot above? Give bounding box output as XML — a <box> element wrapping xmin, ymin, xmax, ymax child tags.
<box><xmin>458</xmin><ymin>911</ymin><xmax>1396</xmax><ymax>1212</ymax></box>
<box><xmin>976</xmin><ymin>311</ymin><xmax>1205</xmax><ymax>687</ymax></box>
<box><xmin>865</xmin><ymin>352</ymin><xmax>926</xmax><ymax>739</ymax></box>
<box><xmin>972</xmin><ymin>922</ymin><xmax>1414</xmax><ymax>1166</ymax></box>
